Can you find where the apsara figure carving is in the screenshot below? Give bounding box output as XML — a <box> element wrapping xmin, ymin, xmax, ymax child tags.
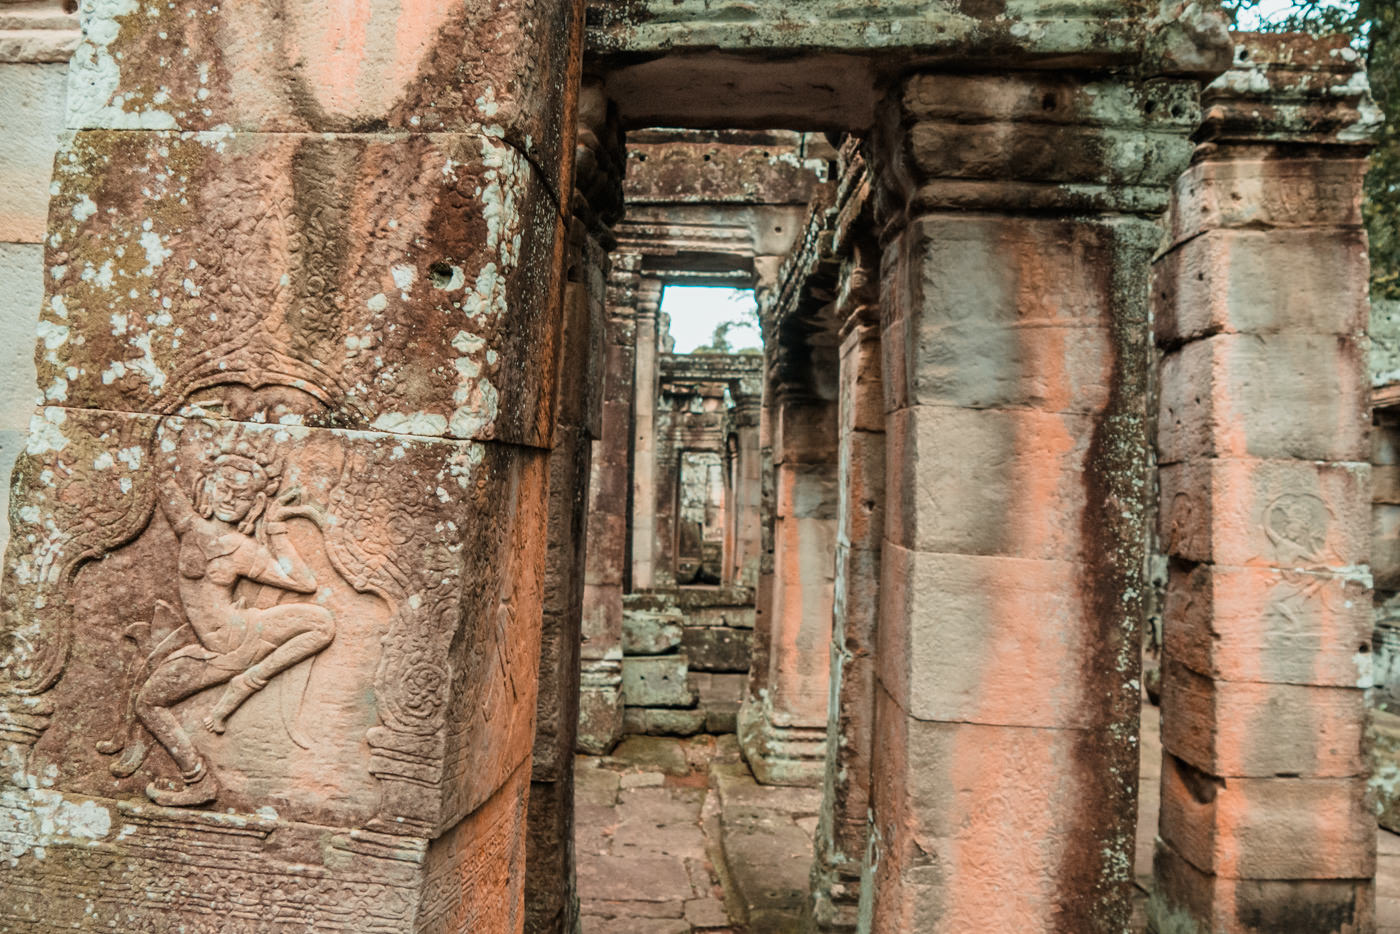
<box><xmin>96</xmin><ymin>428</ymin><xmax>337</xmax><ymax>807</ymax></box>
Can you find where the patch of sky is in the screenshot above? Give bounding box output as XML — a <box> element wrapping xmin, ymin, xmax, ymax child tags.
<box><xmin>661</xmin><ymin>286</ymin><xmax>762</xmax><ymax>355</ymax></box>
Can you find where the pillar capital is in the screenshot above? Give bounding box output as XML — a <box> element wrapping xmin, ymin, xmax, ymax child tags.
<box><xmin>1194</xmin><ymin>34</ymin><xmax>1381</xmax><ymax>155</ymax></box>
<box><xmin>571</xmin><ymin>79</ymin><xmax>626</xmax><ymax>245</ymax></box>
<box><xmin>870</xmin><ymin>69</ymin><xmax>1202</xmax><ymax>230</ymax></box>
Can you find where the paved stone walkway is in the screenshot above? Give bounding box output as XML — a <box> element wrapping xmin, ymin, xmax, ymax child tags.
<box><xmin>578</xmin><ymin>713</ymin><xmax>1400</xmax><ymax>932</ymax></box>
<box><xmin>576</xmin><ymin>735</ymin><xmax>744</xmax><ymax>933</ymax></box>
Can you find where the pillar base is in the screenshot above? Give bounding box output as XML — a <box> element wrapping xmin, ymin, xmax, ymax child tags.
<box><xmin>808</xmin><ymin>861</ymin><xmax>861</xmax><ymax>933</ymax></box>
<box><xmin>736</xmin><ymin>698</ymin><xmax>826</xmax><ymax>787</ymax></box>
<box><xmin>1146</xmin><ymin>838</ymin><xmax>1374</xmax><ymax>934</ymax></box>
<box><xmin>577</xmin><ymin>659</ymin><xmax>623</xmax><ymax>755</ymax></box>
<box><xmin>0</xmin><ymin>759</ymin><xmax>530</xmax><ymax>932</ymax></box>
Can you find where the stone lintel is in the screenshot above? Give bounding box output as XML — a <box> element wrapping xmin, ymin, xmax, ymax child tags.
<box><xmin>872</xmin><ymin>69</ymin><xmax>1203</xmax><ymax>226</ymax></box>
<box><xmin>586</xmin><ymin>1</ymin><xmax>1234</xmax><ymax>131</ymax></box>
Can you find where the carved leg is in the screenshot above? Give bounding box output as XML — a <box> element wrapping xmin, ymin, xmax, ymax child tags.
<box><xmin>135</xmin><ymin>657</ymin><xmax>231</xmax><ymax>785</ymax></box>
<box><xmin>204</xmin><ymin>606</ymin><xmax>334</xmax><ymax>733</ymax></box>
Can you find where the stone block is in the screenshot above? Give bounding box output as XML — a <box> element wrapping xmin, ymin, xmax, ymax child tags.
<box><xmin>580</xmin><ymin>586</ymin><xmax>623</xmax><ymax>658</ymax></box>
<box><xmin>0</xmin><ymin>63</ymin><xmax>67</xmax><ymax>243</ymax></box>
<box><xmin>1374</xmin><ymin>466</ymin><xmax>1400</xmax><ymax>505</ymax></box>
<box><xmin>1168</xmin><ymin>157</ymin><xmax>1369</xmax><ymax>247</ymax></box>
<box><xmin>884</xmin><ymin>405</ymin><xmax>1096</xmax><ymax>560</ymax></box>
<box><xmin>1158</xmin><ymin>459</ymin><xmax>1370</xmax><ymax>569</ymax></box>
<box><xmin>578</xmin><ymin>676</ymin><xmax>624</xmax><ymax>756</ymax></box>
<box><xmin>65</xmin><ymin>0</ymin><xmax>579</xmax><ymax>186</ymax></box>
<box><xmin>881</xmin><ymin>215</ymin><xmax>1149</xmax><ymax>415</ymax></box>
<box><xmin>1158</xmin><ymin>755</ymin><xmax>1375</xmax><ymax>880</ymax></box>
<box><xmin>1153</xmin><ymin>228</ymin><xmax>1369</xmax><ymax>344</ymax></box>
<box><xmin>1157</xmin><ymin>334</ymin><xmax>1368</xmax><ymax>464</ymax></box>
<box><xmin>1163</xmin><ymin>563</ymin><xmax>1371</xmax><ymax>687</ymax></box>
<box><xmin>681</xmin><ymin>625</ymin><xmax>752</xmax><ymax>672</ymax></box>
<box><xmin>768</xmin><ymin>514</ymin><xmax>838</xmax><ymax>727</ymax></box>
<box><xmin>1160</xmin><ymin>661</ymin><xmax>1365</xmax><ymax>778</ymax></box>
<box><xmin>623</xmin><ymin>610</ymin><xmax>684</xmax><ymax>655</ymax></box>
<box><xmin>1149</xmin><ymin>837</ymin><xmax>1374</xmax><ymax>934</ymax></box>
<box><xmin>622</xmin><ymin>706</ymin><xmax>707</xmax><ymax>737</ymax></box>
<box><xmin>867</xmin><ymin>691</ymin><xmax>1136</xmax><ymax>932</ymax></box>
<box><xmin>774</xmin><ymin>400</ymin><xmax>838</xmax><ymax>466</ymax></box>
<box><xmin>1369</xmin><ymin>708</ymin><xmax>1400</xmax><ymax>834</ymax></box>
<box><xmin>775</xmin><ymin>462</ymin><xmax>840</xmax><ymax>522</ymax></box>
<box><xmin>622</xmin><ymin>655</ymin><xmax>696</xmax><ymax>708</ymax></box>
<box><xmin>878</xmin><ymin>544</ymin><xmax>1117</xmax><ymax>729</ymax></box>
<box><xmin>833</xmin><ymin>544</ymin><xmax>880</xmax><ymax>657</ymax></box>
<box><xmin>624</xmin><ymin>137</ymin><xmax>826</xmax><ymax>205</ymax></box>
<box><xmin>838</xmin><ymin>327</ymin><xmax>884</xmax><ymax>433</ymax></box>
<box><xmin>0</xmin><ymin>243</ymin><xmax>42</xmax><ymax>431</ymax></box>
<box><xmin>39</xmin><ymin>130</ymin><xmax>564</xmax><ymax>447</ymax></box>
<box><xmin>1373</xmin><ymin>505</ymin><xmax>1400</xmax><ymax>591</ymax></box>
<box><xmin>837</xmin><ymin>426</ymin><xmax>884</xmax><ymax>549</ymax></box>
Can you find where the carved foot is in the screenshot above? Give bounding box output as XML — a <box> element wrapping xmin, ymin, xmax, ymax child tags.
<box><xmin>146</xmin><ymin>762</ymin><xmax>219</xmax><ymax>807</ymax></box>
<box><xmin>202</xmin><ymin>673</ymin><xmax>260</xmax><ymax>733</ymax></box>
<box><xmin>107</xmin><ymin>738</ymin><xmax>150</xmax><ymax>778</ymax></box>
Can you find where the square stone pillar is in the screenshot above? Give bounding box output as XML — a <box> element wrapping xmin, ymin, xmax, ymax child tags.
<box><xmin>726</xmin><ymin>389</ymin><xmax>763</xmax><ymax>588</ymax></box>
<box><xmin>862</xmin><ymin>69</ymin><xmax>1201</xmax><ymax>932</ymax></box>
<box><xmin>0</xmin><ymin>1</ymin><xmax>583</xmax><ymax>929</ymax></box>
<box><xmin>526</xmin><ymin>81</ymin><xmax>623</xmax><ymax>934</ymax></box>
<box><xmin>629</xmin><ymin>279</ymin><xmax>664</xmax><ymax>590</ymax></box>
<box><xmin>738</xmin><ymin>387</ymin><xmax>838</xmax><ymax>786</ymax></box>
<box><xmin>1149</xmin><ymin>36</ymin><xmax>1381</xmax><ymax>934</ymax></box>
<box><xmin>811</xmin><ymin>229</ymin><xmax>883</xmax><ymax>932</ymax></box>
<box><xmin>578</xmin><ymin>254</ymin><xmax>641</xmax><ymax>755</ymax></box>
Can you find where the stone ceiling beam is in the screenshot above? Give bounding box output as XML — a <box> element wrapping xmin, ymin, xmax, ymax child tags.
<box><xmin>586</xmin><ymin>0</ymin><xmax>1235</xmax><ymax>131</ymax></box>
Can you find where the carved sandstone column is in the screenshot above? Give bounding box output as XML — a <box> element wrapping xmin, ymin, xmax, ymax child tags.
<box><xmin>727</xmin><ymin>385</ymin><xmax>763</xmax><ymax>588</ymax></box>
<box><xmin>739</xmin><ymin>385</ymin><xmax>838</xmax><ymax>786</ymax></box>
<box><xmin>811</xmin><ymin>226</ymin><xmax>882</xmax><ymax>932</ymax></box>
<box><xmin>630</xmin><ymin>280</ymin><xmax>663</xmax><ymax>590</ymax></box>
<box><xmin>861</xmin><ymin>70</ymin><xmax>1201</xmax><ymax>932</ymax></box>
<box><xmin>526</xmin><ymin>80</ymin><xmax>623</xmax><ymax>934</ymax></box>
<box><xmin>1149</xmin><ymin>36</ymin><xmax>1381</xmax><ymax>933</ymax></box>
<box><xmin>577</xmin><ymin>253</ymin><xmax>640</xmax><ymax>755</ymax></box>
<box><xmin>0</xmin><ymin>2</ymin><xmax>582</xmax><ymax>930</ymax></box>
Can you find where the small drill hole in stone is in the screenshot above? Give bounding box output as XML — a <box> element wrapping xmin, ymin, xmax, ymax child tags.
<box><xmin>1042</xmin><ymin>93</ymin><xmax>1056</xmax><ymax>110</ymax></box>
<box><xmin>429</xmin><ymin>261</ymin><xmax>455</xmax><ymax>288</ymax></box>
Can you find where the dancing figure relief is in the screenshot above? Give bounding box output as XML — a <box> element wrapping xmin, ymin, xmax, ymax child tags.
<box><xmin>97</xmin><ymin>430</ymin><xmax>337</xmax><ymax>807</ymax></box>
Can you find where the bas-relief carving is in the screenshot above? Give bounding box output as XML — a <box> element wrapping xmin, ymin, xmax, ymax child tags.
<box><xmin>1</xmin><ymin>382</ymin><xmax>537</xmax><ymax>837</ymax></box>
<box><xmin>98</xmin><ymin>425</ymin><xmax>340</xmax><ymax>807</ymax></box>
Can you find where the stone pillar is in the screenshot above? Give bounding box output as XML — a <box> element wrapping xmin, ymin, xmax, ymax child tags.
<box><xmin>630</xmin><ymin>279</ymin><xmax>663</xmax><ymax>590</ymax></box>
<box><xmin>727</xmin><ymin>387</ymin><xmax>763</xmax><ymax>588</ymax></box>
<box><xmin>812</xmin><ymin>236</ymin><xmax>882</xmax><ymax>932</ymax></box>
<box><xmin>1149</xmin><ymin>37</ymin><xmax>1380</xmax><ymax>933</ymax></box>
<box><xmin>738</xmin><ymin>387</ymin><xmax>838</xmax><ymax>786</ymax></box>
<box><xmin>526</xmin><ymin>81</ymin><xmax>622</xmax><ymax>934</ymax></box>
<box><xmin>746</xmin><ymin>379</ymin><xmax>778</xmax><ymax>724</ymax></box>
<box><xmin>578</xmin><ymin>255</ymin><xmax>639</xmax><ymax>755</ymax></box>
<box><xmin>0</xmin><ymin>2</ymin><xmax>77</xmax><ymax>550</ymax></box>
<box><xmin>0</xmin><ymin>1</ymin><xmax>583</xmax><ymax>930</ymax></box>
<box><xmin>861</xmin><ymin>69</ymin><xmax>1200</xmax><ymax>931</ymax></box>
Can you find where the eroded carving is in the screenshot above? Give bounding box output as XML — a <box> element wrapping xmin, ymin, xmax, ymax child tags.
<box><xmin>96</xmin><ymin>424</ymin><xmax>338</xmax><ymax>807</ymax></box>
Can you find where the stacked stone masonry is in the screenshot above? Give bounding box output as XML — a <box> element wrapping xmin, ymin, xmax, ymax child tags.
<box><xmin>0</xmin><ymin>1</ymin><xmax>1393</xmax><ymax>933</ymax></box>
<box><xmin>1150</xmin><ymin>35</ymin><xmax>1381</xmax><ymax>934</ymax></box>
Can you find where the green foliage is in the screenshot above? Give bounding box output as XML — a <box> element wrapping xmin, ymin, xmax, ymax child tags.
<box><xmin>690</xmin><ymin>291</ymin><xmax>762</xmax><ymax>355</ymax></box>
<box><xmin>1227</xmin><ymin>0</ymin><xmax>1399</xmax><ymax>298</ymax></box>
